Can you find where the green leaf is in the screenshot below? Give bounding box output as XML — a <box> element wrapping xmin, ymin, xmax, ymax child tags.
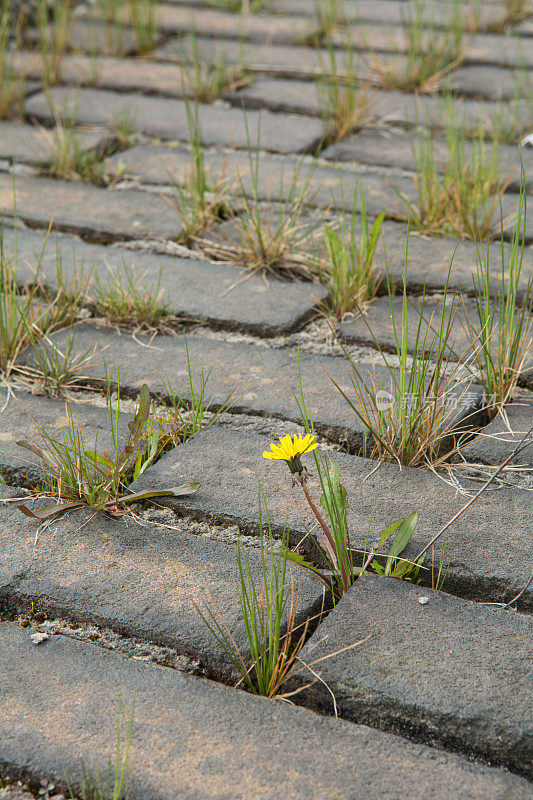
<box><xmin>375</xmin><ymin>518</ymin><xmax>404</xmax><ymax>549</ymax></box>
<box><xmin>119</xmin><ymin>482</ymin><xmax>200</xmax><ymax>504</ymax></box>
<box><xmin>84</xmin><ymin>450</ymin><xmax>115</xmax><ymax>468</ymax></box>
<box><xmin>17</xmin><ymin>501</ymin><xmax>82</xmax><ymax>520</ymax></box>
<box><xmin>16</xmin><ymin>440</ymin><xmax>46</xmax><ymax>460</ymax></box>
<box><xmin>319</xmin><ymin>464</ymin><xmax>348</xmax><ymax>525</ymax></box>
<box><xmin>129</xmin><ymin>384</ymin><xmax>151</xmax><ymax>441</ymax></box>
<box><xmin>389</xmin><ymin>512</ymin><xmax>418</xmax><ymax>559</ymax></box>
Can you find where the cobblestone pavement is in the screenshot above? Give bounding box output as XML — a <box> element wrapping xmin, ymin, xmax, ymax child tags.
<box><xmin>0</xmin><ymin>1</ymin><xmax>532</xmax><ymax>798</ymax></box>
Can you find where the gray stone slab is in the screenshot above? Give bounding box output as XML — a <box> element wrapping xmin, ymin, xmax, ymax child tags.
<box><xmin>1</xmin><ymin>225</ymin><xmax>327</xmax><ymax>336</ymax></box>
<box><xmin>337</xmin><ymin>295</ymin><xmax>533</xmax><ymax>388</ymax></box>
<box><xmin>335</xmin><ymin>26</ymin><xmax>533</xmax><ymax>69</ymax></box>
<box><xmin>0</xmin><ymin>122</ymin><xmax>111</xmax><ymax>166</ymax></box>
<box><xmin>286</xmin><ymin>575</ymin><xmax>533</xmax><ymax>776</ymax></box>
<box><xmin>24</xmin><ymin>87</ymin><xmax>324</xmax><ymax>154</ymax></box>
<box><xmin>460</xmin><ymin>396</ymin><xmax>533</xmax><ymax>467</ymax></box>
<box><xmin>445</xmin><ymin>64</ymin><xmax>533</xmax><ymax>102</ymax></box>
<box><xmin>323</xmin><ymin>127</ymin><xmax>533</xmax><ymax>194</ymax></box>
<box><xmin>154</xmin><ymin>36</ymin><xmax>324</xmax><ymax>76</ymax></box>
<box><xmin>23</xmin><ymin>18</ymin><xmax>147</xmax><ymax>56</ymax></box>
<box><xmin>0</xmin><ymin>174</ymin><xmax>183</xmax><ymax>242</ymax></box>
<box><xmin>0</xmin><ymin>487</ymin><xmax>324</xmax><ymax>678</ymax></box>
<box><xmin>378</xmin><ymin>220</ymin><xmax>533</xmax><ymax>303</ymax></box>
<box><xmin>0</xmin><ymin>389</ymin><xmax>129</xmax><ymax>486</ymax></box>
<box><xmin>106</xmin><ymin>142</ymin><xmax>418</xmax><ymax>220</ymax></box>
<box><xmin>12</xmin><ymin>50</ymin><xmax>190</xmax><ymax>98</ymax></box>
<box><xmin>88</xmin><ymin>2</ymin><xmax>314</xmax><ymax>44</ymax></box>
<box><xmin>104</xmin><ymin>145</ymin><xmax>533</xmax><ymax>297</ymax></box>
<box><xmin>22</xmin><ymin>324</ymin><xmax>484</xmax><ymax>451</ymax></box>
<box><xmin>131</xmin><ymin>426</ymin><xmax>533</xmax><ymax>608</ymax></box>
<box><xmin>271</xmin><ymin>0</ymin><xmax>507</xmax><ymax>29</ymax></box>
<box><xmin>1</xmin><ymin>622</ymin><xmax>529</xmax><ymax>800</ymax></box>
<box><xmin>228</xmin><ymin>75</ymin><xmax>530</xmax><ymax>135</ymax></box>
<box><xmin>466</xmin><ymin>30</ymin><xmax>533</xmax><ymax>67</ymax></box>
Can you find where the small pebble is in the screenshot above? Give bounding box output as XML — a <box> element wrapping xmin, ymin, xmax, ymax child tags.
<box><xmin>418</xmin><ymin>597</ymin><xmax>429</xmax><ymax>605</ymax></box>
<box><xmin>30</xmin><ymin>632</ymin><xmax>49</xmax><ymax>645</ymax></box>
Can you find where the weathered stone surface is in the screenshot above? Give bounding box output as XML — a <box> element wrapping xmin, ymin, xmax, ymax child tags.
<box><xmin>90</xmin><ymin>2</ymin><xmax>314</xmax><ymax>43</ymax></box>
<box><xmin>323</xmin><ymin>127</ymin><xmax>533</xmax><ymax>194</ymax></box>
<box><xmin>0</xmin><ymin>121</ymin><xmax>111</xmax><ymax>166</ymax></box>
<box><xmin>227</xmin><ymin>75</ymin><xmax>529</xmax><ymax>134</ymax></box>
<box><xmin>335</xmin><ymin>26</ymin><xmax>533</xmax><ymax>69</ymax></box>
<box><xmin>23</xmin><ymin>18</ymin><xmax>147</xmax><ymax>56</ymax></box>
<box><xmin>107</xmin><ymin>142</ymin><xmax>418</xmax><ymax>219</ymax></box>
<box><xmin>0</xmin><ymin>487</ymin><xmax>324</xmax><ymax>678</ymax></box>
<box><xmin>154</xmin><ymin>36</ymin><xmax>324</xmax><ymax>76</ymax></box>
<box><xmin>23</xmin><ymin>324</ymin><xmax>484</xmax><ymax>450</ymax></box>
<box><xmin>378</xmin><ymin>221</ymin><xmax>533</xmax><ymax>303</ymax></box>
<box><xmin>1</xmin><ymin>225</ymin><xmax>327</xmax><ymax>336</ymax></box>
<box><xmin>0</xmin><ymin>389</ymin><xmax>129</xmax><ymax>486</ymax></box>
<box><xmin>24</xmin><ymin>87</ymin><xmax>324</xmax><ymax>154</ymax></box>
<box><xmin>1</xmin><ymin>622</ymin><xmax>529</xmax><ymax>800</ymax></box>
<box><xmin>286</xmin><ymin>575</ymin><xmax>533</xmax><ymax>776</ymax></box>
<box><xmin>0</xmin><ymin>175</ymin><xmax>183</xmax><ymax>242</ymax></box>
<box><xmin>460</xmin><ymin>397</ymin><xmax>533</xmax><ymax>467</ymax></box>
<box><xmin>498</xmin><ymin>191</ymin><xmax>533</xmax><ymax>241</ymax></box>
<box><xmin>13</xmin><ymin>50</ymin><xmax>190</xmax><ymax>98</ymax></box>
<box><xmin>270</xmin><ymin>0</ymin><xmax>507</xmax><ymax>29</ymax></box>
<box><xmin>445</xmin><ymin>64</ymin><xmax>533</xmax><ymax>101</ymax></box>
<box><xmin>466</xmin><ymin>30</ymin><xmax>533</xmax><ymax>67</ymax></box>
<box><xmin>131</xmin><ymin>426</ymin><xmax>533</xmax><ymax>608</ymax></box>
<box><xmin>337</xmin><ymin>295</ymin><xmax>533</xmax><ymax>388</ymax></box>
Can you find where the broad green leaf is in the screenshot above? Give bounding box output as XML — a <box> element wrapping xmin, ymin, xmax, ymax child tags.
<box><xmin>84</xmin><ymin>450</ymin><xmax>114</xmax><ymax>468</ymax></box>
<box><xmin>375</xmin><ymin>517</ymin><xmax>404</xmax><ymax>549</ymax></box>
<box><xmin>17</xmin><ymin>501</ymin><xmax>82</xmax><ymax>519</ymax></box>
<box><xmin>16</xmin><ymin>440</ymin><xmax>46</xmax><ymax>459</ymax></box>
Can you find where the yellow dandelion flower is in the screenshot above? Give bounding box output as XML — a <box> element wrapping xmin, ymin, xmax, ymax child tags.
<box><xmin>262</xmin><ymin>433</ymin><xmax>318</xmax><ymax>474</ymax></box>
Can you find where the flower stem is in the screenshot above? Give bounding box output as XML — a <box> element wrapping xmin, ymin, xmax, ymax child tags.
<box><xmin>299</xmin><ymin>478</ymin><xmax>348</xmax><ymax>594</ymax></box>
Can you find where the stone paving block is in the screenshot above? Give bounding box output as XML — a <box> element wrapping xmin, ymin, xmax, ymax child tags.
<box><xmin>131</xmin><ymin>426</ymin><xmax>533</xmax><ymax>608</ymax></box>
<box><xmin>0</xmin><ymin>487</ymin><xmax>324</xmax><ymax>678</ymax></box>
<box><xmin>0</xmin><ymin>388</ymin><xmax>130</xmax><ymax>486</ymax></box>
<box><xmin>24</xmin><ymin>87</ymin><xmax>324</xmax><ymax>154</ymax></box>
<box><xmin>285</xmin><ymin>575</ymin><xmax>533</xmax><ymax>776</ymax></box>
<box><xmin>1</xmin><ymin>622</ymin><xmax>530</xmax><ymax>800</ymax></box>
<box><xmin>445</xmin><ymin>64</ymin><xmax>533</xmax><ymax>101</ymax></box>
<box><xmin>335</xmin><ymin>26</ymin><xmax>533</xmax><ymax>69</ymax></box>
<box><xmin>466</xmin><ymin>30</ymin><xmax>533</xmax><ymax>67</ymax></box>
<box><xmin>271</xmin><ymin>0</ymin><xmax>507</xmax><ymax>29</ymax></box>
<box><xmin>337</xmin><ymin>295</ymin><xmax>533</xmax><ymax>388</ymax></box>
<box><xmin>0</xmin><ymin>175</ymin><xmax>183</xmax><ymax>242</ymax></box>
<box><xmin>378</xmin><ymin>220</ymin><xmax>533</xmax><ymax>303</ymax></box>
<box><xmin>24</xmin><ymin>18</ymin><xmax>146</xmax><ymax>56</ymax></box>
<box><xmin>23</xmin><ymin>324</ymin><xmax>484</xmax><ymax>451</ymax></box>
<box><xmin>515</xmin><ymin>17</ymin><xmax>533</xmax><ymax>35</ymax></box>
<box><xmin>110</xmin><ymin>142</ymin><xmax>533</xmax><ymax>296</ymax></box>
<box><xmin>459</xmin><ymin>396</ymin><xmax>533</xmax><ymax>467</ymax></box>
<box><xmin>0</xmin><ymin>121</ymin><xmax>112</xmax><ymax>166</ymax></box>
<box><xmin>323</xmin><ymin>127</ymin><xmax>533</xmax><ymax>194</ymax></box>
<box><xmin>229</xmin><ymin>76</ymin><xmax>529</xmax><ymax>134</ymax></box>
<box><xmin>89</xmin><ymin>2</ymin><xmax>314</xmax><ymax>44</ymax></box>
<box><xmin>13</xmin><ymin>50</ymin><xmax>189</xmax><ymax>98</ymax></box>
<box><xmin>498</xmin><ymin>191</ymin><xmax>533</xmax><ymax>241</ymax></box>
<box><xmin>0</xmin><ymin>225</ymin><xmax>327</xmax><ymax>336</ymax></box>
<box><xmin>154</xmin><ymin>36</ymin><xmax>324</xmax><ymax>76</ymax></box>
<box><xmin>107</xmin><ymin>142</ymin><xmax>418</xmax><ymax>219</ymax></box>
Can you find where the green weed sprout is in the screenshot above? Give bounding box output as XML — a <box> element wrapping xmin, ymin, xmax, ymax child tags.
<box><xmin>194</xmin><ymin>494</ymin><xmax>312</xmax><ymax>697</ymax></box>
<box><xmin>463</xmin><ymin>159</ymin><xmax>532</xmax><ymax>414</ymax></box>
<box><xmin>16</xmin><ymin>382</ymin><xmax>199</xmax><ymax>521</ymax></box>
<box><xmin>320</xmin><ymin>185</ymin><xmax>384</xmax><ymax>320</ymax></box>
